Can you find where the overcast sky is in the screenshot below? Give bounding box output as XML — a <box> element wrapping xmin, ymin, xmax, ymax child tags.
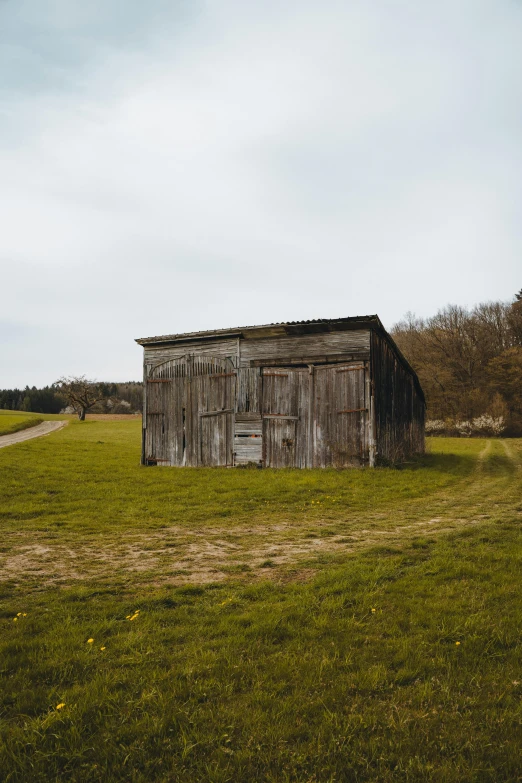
<box><xmin>1</xmin><ymin>0</ymin><xmax>521</xmax><ymax>387</ymax></box>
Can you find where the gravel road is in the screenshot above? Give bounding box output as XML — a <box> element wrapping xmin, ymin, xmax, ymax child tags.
<box><xmin>0</xmin><ymin>421</ymin><xmax>68</xmax><ymax>449</ymax></box>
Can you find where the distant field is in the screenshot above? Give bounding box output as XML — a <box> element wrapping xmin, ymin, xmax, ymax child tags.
<box><xmin>85</xmin><ymin>413</ymin><xmax>141</xmax><ymax>421</ymax></box>
<box><xmin>0</xmin><ymin>419</ymin><xmax>521</xmax><ymax>782</ymax></box>
<box><xmin>0</xmin><ymin>409</ymin><xmax>43</xmax><ymax>436</ymax></box>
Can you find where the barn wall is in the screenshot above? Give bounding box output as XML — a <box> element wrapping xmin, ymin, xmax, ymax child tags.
<box><xmin>143</xmin><ymin>330</ymin><xmax>370</xmax><ymax>368</ymax></box>
<box><xmin>239</xmin><ymin>330</ymin><xmax>370</xmax><ymax>365</ymax></box>
<box><xmin>236</xmin><ymin>368</ymin><xmax>262</xmax><ymax>413</ymax></box>
<box><xmin>143</xmin><ymin>339</ymin><xmax>239</xmax><ymax>366</ymax></box>
<box><xmin>371</xmin><ymin>331</ymin><xmax>425</xmax><ymax>462</ymax></box>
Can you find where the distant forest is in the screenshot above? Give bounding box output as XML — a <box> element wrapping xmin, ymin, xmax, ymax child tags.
<box><xmin>392</xmin><ymin>289</ymin><xmax>522</xmax><ymax>435</ymax></box>
<box><xmin>0</xmin><ymin>382</ymin><xmax>143</xmax><ymax>415</ymax></box>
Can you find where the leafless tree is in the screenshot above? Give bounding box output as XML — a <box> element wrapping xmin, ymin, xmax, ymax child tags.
<box><xmin>53</xmin><ymin>376</ymin><xmax>106</xmax><ymax>421</ymax></box>
<box><xmin>391</xmin><ymin>289</ymin><xmax>522</xmax><ymax>432</ymax></box>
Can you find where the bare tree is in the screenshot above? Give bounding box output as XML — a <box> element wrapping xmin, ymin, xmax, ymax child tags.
<box><xmin>54</xmin><ymin>376</ymin><xmax>106</xmax><ymax>421</ymax></box>
<box><xmin>391</xmin><ymin>290</ymin><xmax>522</xmax><ymax>432</ymax></box>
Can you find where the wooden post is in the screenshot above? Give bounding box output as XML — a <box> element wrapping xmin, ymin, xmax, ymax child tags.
<box><xmin>308</xmin><ymin>364</ymin><xmax>315</xmax><ymax>468</ymax></box>
<box><xmin>141</xmin><ymin>363</ymin><xmax>150</xmax><ymax>465</ymax></box>
<box><xmin>366</xmin><ymin>363</ymin><xmax>376</xmax><ymax>467</ymax></box>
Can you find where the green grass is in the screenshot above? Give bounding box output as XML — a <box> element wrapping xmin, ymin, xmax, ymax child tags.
<box><xmin>1</xmin><ymin>421</ymin><xmax>521</xmax><ymax>781</ymax></box>
<box><xmin>0</xmin><ymin>409</ymin><xmax>43</xmax><ymax>436</ymax></box>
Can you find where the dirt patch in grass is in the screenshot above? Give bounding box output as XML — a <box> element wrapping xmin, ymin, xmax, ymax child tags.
<box><xmin>0</xmin><ymin>509</ymin><xmax>501</xmax><ymax>589</ymax></box>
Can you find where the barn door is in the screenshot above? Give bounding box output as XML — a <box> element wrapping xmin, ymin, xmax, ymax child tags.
<box><xmin>145</xmin><ymin>354</ymin><xmax>235</xmax><ymax>467</ymax></box>
<box><xmin>262</xmin><ymin>368</ymin><xmax>309</xmax><ymax>468</ymax></box>
<box><xmin>145</xmin><ymin>358</ymin><xmax>187</xmax><ymax>466</ymax></box>
<box><xmin>144</xmin><ymin>382</ymin><xmax>169</xmax><ymax>464</ymax></box>
<box><xmin>200</xmin><ymin>411</ymin><xmax>234</xmax><ymax>466</ymax></box>
<box><xmin>191</xmin><ymin>361</ymin><xmax>236</xmax><ymax>466</ymax></box>
<box><xmin>264</xmin><ymin>417</ymin><xmax>297</xmax><ymax>467</ymax></box>
<box><xmin>313</xmin><ymin>363</ymin><xmax>368</xmax><ymax>467</ymax></box>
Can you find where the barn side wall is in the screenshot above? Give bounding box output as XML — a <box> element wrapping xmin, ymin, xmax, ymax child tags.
<box><xmin>370</xmin><ymin>330</ymin><xmax>425</xmax><ymax>463</ymax></box>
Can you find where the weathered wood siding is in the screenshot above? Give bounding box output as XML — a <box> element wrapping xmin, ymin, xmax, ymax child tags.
<box><xmin>234</xmin><ymin>413</ymin><xmax>263</xmax><ymax>465</ymax></box>
<box><xmin>239</xmin><ymin>330</ymin><xmax>370</xmax><ymax>365</ymax></box>
<box><xmin>370</xmin><ymin>331</ymin><xmax>425</xmax><ymax>462</ymax></box>
<box><xmin>236</xmin><ymin>368</ymin><xmax>262</xmax><ymax>413</ymax></box>
<box><xmin>144</xmin><ymin>331</ymin><xmax>370</xmax><ymax>370</ymax></box>
<box><xmin>144</xmin><ymin>339</ymin><xmax>239</xmax><ymax>367</ymax></box>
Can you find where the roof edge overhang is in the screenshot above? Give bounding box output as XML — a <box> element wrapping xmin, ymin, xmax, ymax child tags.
<box><xmin>135</xmin><ymin>315</ymin><xmax>382</xmax><ymax>346</ymax></box>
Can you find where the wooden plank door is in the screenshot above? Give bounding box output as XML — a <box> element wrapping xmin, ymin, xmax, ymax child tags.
<box><xmin>145</xmin><ymin>379</ymin><xmax>173</xmax><ymax>465</ymax></box>
<box><xmin>262</xmin><ymin>368</ymin><xmax>309</xmax><ymax>468</ymax></box>
<box><xmin>263</xmin><ymin>417</ymin><xmax>297</xmax><ymax>467</ymax></box>
<box><xmin>313</xmin><ymin>363</ymin><xmax>367</xmax><ymax>467</ymax></box>
<box><xmin>145</xmin><ymin>358</ymin><xmax>186</xmax><ymax>466</ymax></box>
<box><xmin>192</xmin><ymin>369</ymin><xmax>235</xmax><ymax>467</ymax></box>
<box><xmin>200</xmin><ymin>411</ymin><xmax>234</xmax><ymax>466</ymax></box>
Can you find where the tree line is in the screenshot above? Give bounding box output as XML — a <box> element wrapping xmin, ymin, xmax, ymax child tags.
<box><xmin>0</xmin><ymin>382</ymin><xmax>143</xmax><ymax>416</ymax></box>
<box><xmin>391</xmin><ymin>289</ymin><xmax>522</xmax><ymax>435</ymax></box>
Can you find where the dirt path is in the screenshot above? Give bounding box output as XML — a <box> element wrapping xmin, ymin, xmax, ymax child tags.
<box><xmin>0</xmin><ymin>420</ymin><xmax>67</xmax><ymax>449</ymax></box>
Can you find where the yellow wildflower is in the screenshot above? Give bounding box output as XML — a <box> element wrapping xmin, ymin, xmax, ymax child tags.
<box><xmin>371</xmin><ymin>608</ymin><xmax>376</xmax><ymax>613</ymax></box>
<box><xmin>13</xmin><ymin>617</ymin><xmax>18</xmax><ymax>622</ymax></box>
<box><xmin>455</xmin><ymin>641</ymin><xmax>461</xmax><ymax>646</ymax></box>
<box><xmin>56</xmin><ymin>703</ymin><xmax>65</xmax><ymax>710</ymax></box>
<box><xmin>126</xmin><ymin>615</ymin><xmax>131</xmax><ymax>619</ymax></box>
<box><xmin>87</xmin><ymin>638</ymin><xmax>94</xmax><ymax>644</ymax></box>
<box><xmin>100</xmin><ymin>646</ymin><xmax>106</xmax><ymax>651</ymax></box>
<box><xmin>22</xmin><ymin>613</ymin><xmax>27</xmax><ymax>617</ymax></box>
<box><xmin>17</xmin><ymin>612</ymin><xmax>22</xmax><ymax>617</ymax></box>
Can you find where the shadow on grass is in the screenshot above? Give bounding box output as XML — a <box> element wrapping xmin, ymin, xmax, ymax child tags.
<box><xmin>389</xmin><ymin>451</ymin><xmax>477</xmax><ymax>475</ymax></box>
<box><xmin>482</xmin><ymin>453</ymin><xmax>518</xmax><ymax>475</ymax></box>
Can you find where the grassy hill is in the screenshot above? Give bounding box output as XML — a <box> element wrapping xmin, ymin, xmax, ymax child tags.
<box><xmin>0</xmin><ymin>409</ymin><xmax>43</xmax><ymax>436</ymax></box>
<box><xmin>0</xmin><ymin>419</ymin><xmax>521</xmax><ymax>781</ymax></box>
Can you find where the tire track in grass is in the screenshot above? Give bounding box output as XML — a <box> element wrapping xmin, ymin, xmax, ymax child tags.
<box><xmin>502</xmin><ymin>439</ymin><xmax>521</xmax><ymax>470</ymax></box>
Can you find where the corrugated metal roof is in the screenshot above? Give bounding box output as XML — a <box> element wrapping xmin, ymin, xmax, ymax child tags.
<box><xmin>135</xmin><ymin>315</ymin><xmax>381</xmax><ymax>345</ymax></box>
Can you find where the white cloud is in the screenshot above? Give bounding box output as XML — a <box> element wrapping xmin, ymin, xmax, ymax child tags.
<box><xmin>1</xmin><ymin>0</ymin><xmax>521</xmax><ymax>386</ymax></box>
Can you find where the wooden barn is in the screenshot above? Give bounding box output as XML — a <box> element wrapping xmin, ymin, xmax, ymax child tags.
<box><xmin>136</xmin><ymin>316</ymin><xmax>425</xmax><ymax>468</ymax></box>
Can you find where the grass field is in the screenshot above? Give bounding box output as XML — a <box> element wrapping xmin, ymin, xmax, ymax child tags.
<box><xmin>0</xmin><ymin>409</ymin><xmax>43</xmax><ymax>436</ymax></box>
<box><xmin>1</xmin><ymin>419</ymin><xmax>521</xmax><ymax>782</ymax></box>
